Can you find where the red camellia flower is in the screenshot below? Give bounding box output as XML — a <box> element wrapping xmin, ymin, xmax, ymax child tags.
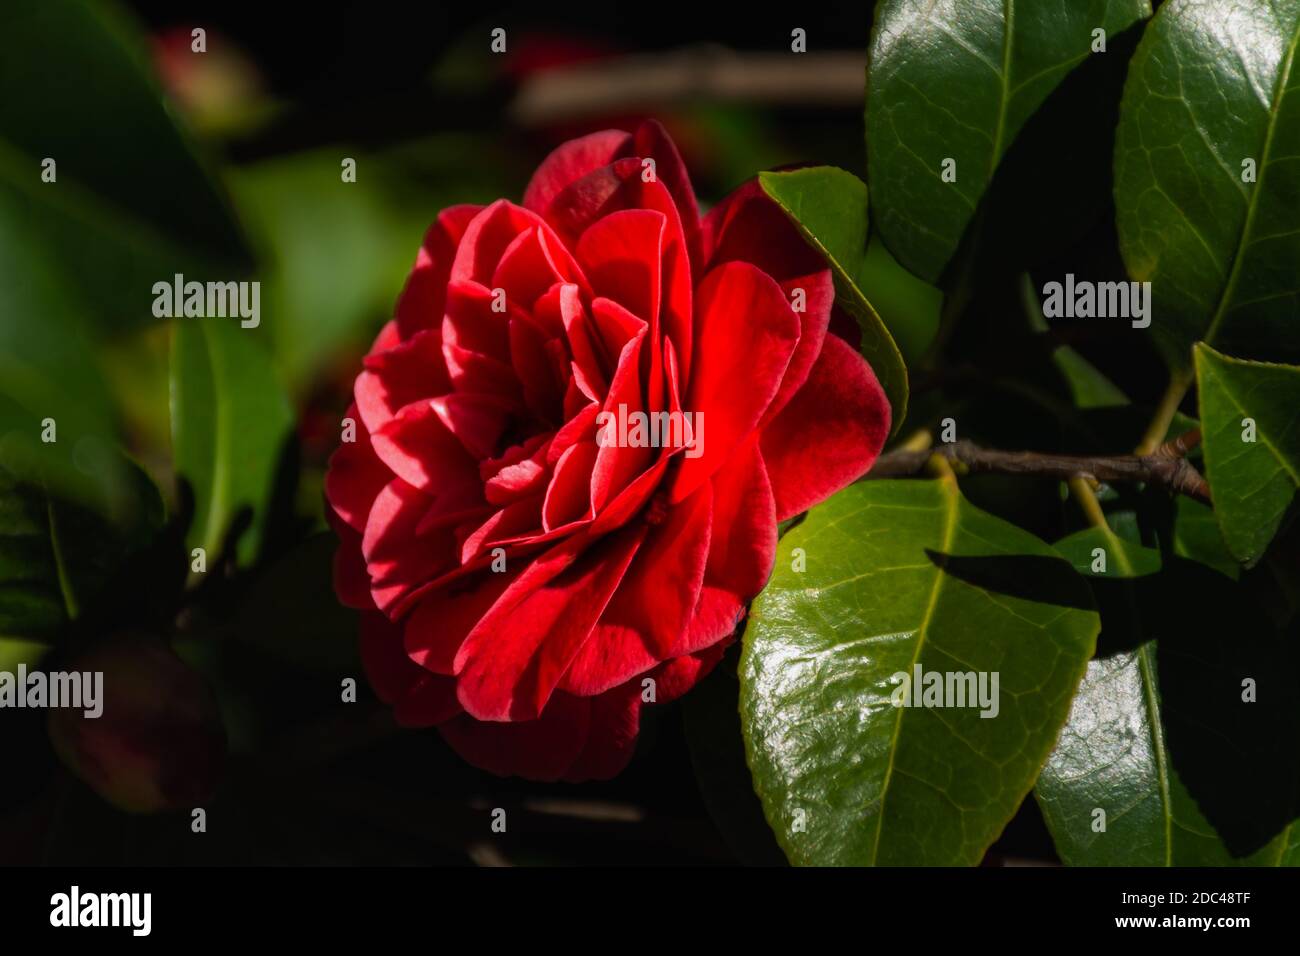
<box><xmin>325</xmin><ymin>121</ymin><xmax>890</xmax><ymax>781</ymax></box>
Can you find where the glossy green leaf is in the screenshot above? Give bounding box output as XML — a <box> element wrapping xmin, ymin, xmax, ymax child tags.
<box><xmin>0</xmin><ymin>0</ymin><xmax>253</xmax><ymax>334</ymax></box>
<box><xmin>758</xmin><ymin>167</ymin><xmax>909</xmax><ymax>432</ymax></box>
<box><xmin>1115</xmin><ymin>0</ymin><xmax>1300</xmax><ymax>367</ymax></box>
<box><xmin>740</xmin><ymin>478</ymin><xmax>1098</xmax><ymax>866</ymax></box>
<box><xmin>1039</xmin><ymin>527</ymin><xmax>1300</xmax><ymax>865</ymax></box>
<box><xmin>867</xmin><ymin>0</ymin><xmax>1151</xmax><ymax>282</ymax></box>
<box><xmin>1195</xmin><ymin>343</ymin><xmax>1300</xmax><ymax>566</ymax></box>
<box><xmin>171</xmin><ymin>321</ymin><xmax>293</xmax><ymax>569</ymax></box>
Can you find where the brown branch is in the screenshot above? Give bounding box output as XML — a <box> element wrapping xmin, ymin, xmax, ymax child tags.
<box><xmin>1154</xmin><ymin>427</ymin><xmax>1202</xmax><ymax>459</ymax></box>
<box><xmin>869</xmin><ymin>439</ymin><xmax>1211</xmax><ymax>502</ymax></box>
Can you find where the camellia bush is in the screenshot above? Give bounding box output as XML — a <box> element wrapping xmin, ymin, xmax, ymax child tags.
<box><xmin>1</xmin><ymin>0</ymin><xmax>1297</xmax><ymax>869</ymax></box>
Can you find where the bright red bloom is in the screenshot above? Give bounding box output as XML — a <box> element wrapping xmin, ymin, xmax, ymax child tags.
<box><xmin>325</xmin><ymin>121</ymin><xmax>890</xmax><ymax>781</ymax></box>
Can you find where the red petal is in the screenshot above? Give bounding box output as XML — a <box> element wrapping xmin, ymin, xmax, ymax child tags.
<box><xmin>454</xmin><ymin>527</ymin><xmax>644</xmax><ymax>721</ymax></box>
<box><xmin>396</xmin><ymin>205</ymin><xmax>481</xmax><ymax>340</ymax></box>
<box><xmin>702</xmin><ymin>179</ymin><xmax>835</xmax><ymax>420</ymax></box>
<box><xmin>355</xmin><ymin>329</ymin><xmax>450</xmax><ymax>435</ymax></box>
<box><xmin>361</xmin><ymin>479</ymin><xmax>457</xmax><ymax>614</ymax></box>
<box><xmin>703</xmin><ymin>433</ymin><xmax>775</xmax><ymax>599</ymax></box>
<box><xmin>442</xmin><ymin>342</ymin><xmax>523</xmax><ymax>404</ymax></box>
<box><xmin>509</xmin><ymin>317</ymin><xmax>564</xmax><ymax>422</ymax></box>
<box><xmin>588</xmin><ymin>453</ymin><xmax>669</xmax><ymax>536</ymax></box>
<box><xmin>449</xmin><ymin>200</ymin><xmax>546</xmax><ymax>287</ymax></box>
<box><xmin>549</xmin><ymin>164</ymin><xmax>693</xmax><ymax>386</ymax></box>
<box><xmin>404</xmin><ymin>570</ymin><xmax>520</xmax><ymax>675</ymax></box>
<box><xmin>459</xmin><ymin>495</ymin><xmax>544</xmax><ymax>563</ymax></box>
<box><xmin>523</xmin><ymin>129</ymin><xmax>634</xmax><ymax>217</ymax></box>
<box><xmin>633</xmin><ymin>120</ymin><xmax>701</xmax><ymax>258</ymax></box>
<box><xmin>590</xmin><ymin>325</ymin><xmax>652</xmax><ymax>511</ymax></box>
<box><xmin>679</xmin><ymin>585</ymin><xmax>747</xmax><ymax>656</ymax></box>
<box><xmin>370</xmin><ymin>400</ymin><xmax>481</xmax><ymax>497</ymax></box>
<box><xmin>671</xmin><ymin>260</ymin><xmax>800</xmax><ymax>502</ymax></box>
<box><xmin>329</xmin><ymin>515</ymin><xmax>376</xmax><ymax>610</ymax></box>
<box><xmin>430</xmin><ymin>393</ymin><xmax>512</xmax><ymax>461</ymax></box>
<box><xmin>576</xmin><ymin>208</ymin><xmax>664</xmax><ymax>326</ymax></box>
<box><xmin>656</xmin><ymin>641</ymin><xmax>730</xmax><ymax>703</ymax></box>
<box><xmin>562</xmin><ymin>682</ymin><xmax>642</xmax><ymax>782</ymax></box>
<box><xmin>544</xmin><ymin>156</ymin><xmax>643</xmax><ymax>243</ymax></box>
<box><xmin>360</xmin><ymin>612</ymin><xmax>461</xmax><ymax>727</ymax></box>
<box><xmin>324</xmin><ymin>406</ymin><xmax>390</xmax><ymax>532</ymax></box>
<box><xmin>548</xmin><ymin>402</ymin><xmax>599</xmax><ymax>465</ymax></box>
<box><xmin>561</xmin><ymin>481</ymin><xmax>712</xmax><ymax>694</ymax></box>
<box><xmin>564</xmin><ymin>641</ymin><xmax>731</xmax><ymax>783</ymax></box>
<box><xmin>492</xmin><ymin>223</ymin><xmax>587</xmax><ymax>308</ymax></box>
<box><xmin>360</xmin><ymin>611</ymin><xmax>420</xmax><ymax>702</ymax></box>
<box><xmin>543</xmin><ymin>440</ymin><xmax>598</xmax><ymax>530</ymax></box>
<box><xmin>554</xmin><ymin>284</ymin><xmax>610</xmax><ymax>397</ymax></box>
<box><xmin>761</xmin><ymin>333</ymin><xmax>890</xmax><ymax>520</ymax></box>
<box><xmin>557</xmin><ymin>626</ymin><xmax>656</xmax><ymax>700</ymax></box>
<box><xmin>484</xmin><ymin>436</ymin><xmax>550</xmax><ymax>504</ymax></box>
<box><xmin>590</xmin><ymin>296</ymin><xmax>646</xmax><ymax>362</ymax></box>
<box><xmin>442</xmin><ymin>280</ymin><xmax>512</xmax><ymax>360</ymax></box>
<box><xmin>438</xmin><ymin>693</ymin><xmax>590</xmax><ymax>782</ymax></box>
<box><xmin>438</xmin><ymin>647</ymin><xmax>728</xmax><ymax>783</ymax></box>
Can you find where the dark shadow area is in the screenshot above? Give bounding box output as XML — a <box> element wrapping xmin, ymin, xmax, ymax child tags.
<box><xmin>683</xmin><ymin>645</ymin><xmax>788</xmax><ymax>866</ymax></box>
<box><xmin>938</xmin><ymin>17</ymin><xmax>1168</xmax><ymax>408</ymax></box>
<box><xmin>924</xmin><ymin>550</ymin><xmax>1095</xmax><ymax>612</ymax></box>
<box><xmin>1151</xmin><ymin>558</ymin><xmax>1300</xmax><ymax>858</ymax></box>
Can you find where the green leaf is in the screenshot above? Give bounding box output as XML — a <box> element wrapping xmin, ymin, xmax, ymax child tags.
<box><xmin>0</xmin><ymin>637</ymin><xmax>49</xmax><ymax>671</ymax></box>
<box><xmin>1020</xmin><ymin>273</ymin><xmax>1130</xmax><ymax>410</ymax></box>
<box><xmin>0</xmin><ymin>0</ymin><xmax>253</xmax><ymax>334</ymax></box>
<box><xmin>0</xmin><ymin>187</ymin><xmax>139</xmax><ymax>510</ymax></box>
<box><xmin>1</xmin><ymin>0</ymin><xmax>254</xmax><ymax>514</ymax></box>
<box><xmin>0</xmin><ymin>474</ymin><xmax>66</xmax><ymax>638</ymax></box>
<box><xmin>758</xmin><ymin>167</ymin><xmax>909</xmax><ymax>433</ymax></box>
<box><xmin>1194</xmin><ymin>343</ymin><xmax>1300</xmax><ymax>566</ymax></box>
<box><xmin>0</xmin><ymin>458</ymin><xmax>162</xmax><ymax>639</ymax></box>
<box><xmin>1171</xmin><ymin>496</ymin><xmax>1240</xmax><ymax>580</ymax></box>
<box><xmin>1039</xmin><ymin>528</ymin><xmax>1300</xmax><ymax>865</ymax></box>
<box><xmin>1115</xmin><ymin>0</ymin><xmax>1300</xmax><ymax>367</ymax></box>
<box><xmin>229</xmin><ymin>151</ymin><xmax>427</xmax><ymax>396</ymax></box>
<box><xmin>1052</xmin><ymin>348</ymin><xmax>1128</xmax><ymax>409</ymax></box>
<box><xmin>859</xmin><ymin>237</ymin><xmax>944</xmax><ymax>366</ymax></box>
<box><xmin>867</xmin><ymin>0</ymin><xmax>1151</xmax><ymax>283</ymax></box>
<box><xmin>171</xmin><ymin>321</ymin><xmax>293</xmax><ymax>569</ymax></box>
<box><xmin>740</xmin><ymin>479</ymin><xmax>1098</xmax><ymax>865</ymax></box>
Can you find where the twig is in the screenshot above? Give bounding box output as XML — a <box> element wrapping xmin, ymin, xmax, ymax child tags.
<box><xmin>1135</xmin><ymin>367</ymin><xmax>1195</xmax><ymax>455</ymax></box>
<box><xmin>1154</xmin><ymin>427</ymin><xmax>1201</xmax><ymax>459</ymax></box>
<box><xmin>511</xmin><ymin>49</ymin><xmax>867</xmax><ymax>124</ymax></box>
<box><xmin>869</xmin><ymin>440</ymin><xmax>1211</xmax><ymax>502</ymax></box>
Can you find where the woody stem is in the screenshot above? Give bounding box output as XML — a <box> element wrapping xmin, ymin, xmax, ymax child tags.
<box><xmin>868</xmin><ymin>433</ymin><xmax>1210</xmax><ymax>502</ymax></box>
